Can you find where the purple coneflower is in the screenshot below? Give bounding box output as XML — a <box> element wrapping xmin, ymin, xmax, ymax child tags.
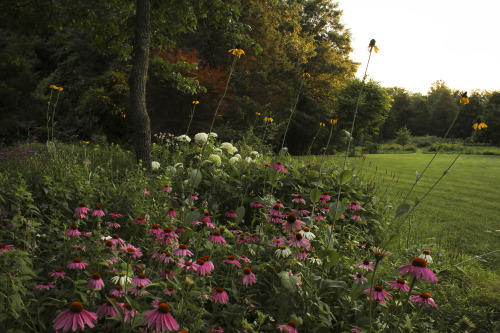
<box><xmin>149</xmin><ymin>224</ymin><xmax>163</xmax><ymax>238</ymax></box>
<box><xmin>176</xmin><ymin>224</ymin><xmax>185</xmax><ymax>233</ymax></box>
<box><xmin>109</xmin><ymin>212</ymin><xmax>123</xmax><ymax>218</ymax></box>
<box><xmin>123</xmin><ymin>303</ymin><xmax>137</xmax><ymax>323</ymax></box>
<box><xmin>110</xmin><ymin>234</ymin><xmax>125</xmax><ymax>246</ymax></box>
<box><xmin>92</xmin><ymin>205</ymin><xmax>105</xmax><ymax>217</ymax></box>
<box><xmin>208</xmin><ymin>231</ymin><xmax>226</xmax><ymax>245</ymax></box>
<box><xmin>166</xmin><ymin>207</ymin><xmax>177</xmax><ymax>217</ymax></box>
<box><xmin>173</xmin><ymin>244</ymin><xmax>193</xmax><ymax>257</ymax></box>
<box><xmin>161</xmin><ymin>268</ymin><xmax>175</xmax><ymax>280</ymax></box>
<box><xmin>73</xmin><ymin>203</ymin><xmax>89</xmax><ymax>218</ymax></box>
<box><xmin>277</xmin><ymin>321</ymin><xmax>298</xmax><ymax>333</ymax></box>
<box><xmin>36</xmin><ymin>281</ymin><xmax>55</xmax><ymax>290</ymax></box>
<box><xmin>250</xmin><ymin>201</ymin><xmax>263</xmax><ymax>208</ymax></box>
<box><xmin>189</xmin><ymin>193</ymin><xmax>199</xmax><ymax>200</ymax></box>
<box><xmin>133</xmin><ymin>217</ymin><xmax>147</xmax><ymax>224</ymax></box>
<box><xmin>110</xmin><ymin>285</ymin><xmax>127</xmax><ymax>297</ymax></box>
<box><xmin>292</xmin><ymin>194</ymin><xmax>306</xmax><ymax>204</ymax></box>
<box><xmin>210</xmin><ymin>287</ymin><xmax>229</xmax><ymax>304</ymax></box>
<box><xmin>177</xmin><ymin>259</ymin><xmax>199</xmax><ymax>272</ymax></box>
<box><xmin>192</xmin><ymin>219</ymin><xmax>215</xmax><ymax>229</ymax></box>
<box><xmin>0</xmin><ymin>244</ymin><xmax>14</xmax><ymax>253</ymax></box>
<box><xmin>202</xmin><ymin>256</ymin><xmax>215</xmax><ymax>271</ymax></box>
<box><xmin>320</xmin><ymin>191</ymin><xmax>331</xmax><ymax>201</ymax></box>
<box><xmin>295</xmin><ymin>248</ymin><xmax>308</xmax><ymax>261</ymax></box>
<box><xmin>410</xmin><ymin>292</ymin><xmax>438</xmax><ymax>307</ymax></box>
<box><xmin>121</xmin><ymin>244</ymin><xmax>143</xmax><ymax>259</ymax></box>
<box><xmin>225</xmin><ymin>210</ymin><xmax>238</xmax><ymax>218</ymax></box>
<box><xmin>162</xmin><ymin>228</ymin><xmax>179</xmax><ymax>244</ymax></box>
<box><xmin>365</xmin><ymin>285</ymin><xmax>392</xmax><ymax>304</ymax></box>
<box><xmin>163</xmin><ymin>287</ymin><xmax>177</xmax><ymax>296</ymax></box>
<box><xmin>107</xmin><ymin>222</ymin><xmax>121</xmax><ymax>228</ymax></box>
<box><xmin>270</xmin><ymin>236</ymin><xmax>285</xmax><ymax>247</ymax></box>
<box><xmin>247</xmin><ymin>234</ymin><xmax>260</xmax><ymax>243</ymax></box>
<box><xmin>288</xmin><ymin>232</ymin><xmax>311</xmax><ymax>249</ymax></box>
<box><xmin>68</xmin><ymin>258</ymin><xmax>87</xmax><ymax>270</ymax></box>
<box><xmin>387</xmin><ymin>279</ymin><xmax>410</xmax><ymax>292</ymax></box>
<box><xmin>235</xmin><ymin>234</ymin><xmax>248</xmax><ymax>243</ymax></box>
<box><xmin>271</xmin><ymin>162</ymin><xmax>288</xmax><ymax>173</ymax></box>
<box><xmin>202</xmin><ymin>211</ymin><xmax>211</xmax><ymax>222</ymax></box>
<box><xmin>351</xmin><ymin>213</ymin><xmax>362</xmax><ymax>221</ymax></box>
<box><xmin>87</xmin><ymin>273</ymin><xmax>105</xmax><ymax>290</ymax></box>
<box><xmin>142</xmin><ymin>302</ymin><xmax>179</xmax><ymax>332</ymax></box>
<box><xmin>130</xmin><ymin>286</ymin><xmax>150</xmax><ymax>296</ymax></box>
<box><xmin>291</xmin><ymin>206</ymin><xmax>310</xmax><ymax>217</ymax></box>
<box><xmin>162</xmin><ymin>185</ymin><xmax>172</xmax><ymax>192</ymax></box>
<box><xmin>241</xmin><ymin>267</ymin><xmax>257</xmax><ymax>287</ymax></box>
<box><xmin>347</xmin><ymin>201</ymin><xmax>361</xmax><ymax>211</ymax></box>
<box><xmin>53</xmin><ymin>301</ymin><xmax>97</xmax><ymax>332</ymax></box>
<box><xmin>132</xmin><ymin>273</ymin><xmax>151</xmax><ymax>287</ymax></box>
<box><xmin>212</xmin><ymin>325</ymin><xmax>224</xmax><ymax>333</ymax></box>
<box><xmin>349</xmin><ymin>272</ymin><xmax>368</xmax><ymax>284</ymax></box>
<box><xmin>229</xmin><ymin>226</ymin><xmax>242</xmax><ymax>234</ymax></box>
<box><xmin>397</xmin><ymin>258</ymin><xmax>438</xmax><ymax>282</ymax></box>
<box><xmin>96</xmin><ymin>298</ymin><xmax>122</xmax><ymax>318</ymax></box>
<box><xmin>223</xmin><ymin>255</ymin><xmax>241</xmax><ymax>267</ymax></box>
<box><xmin>65</xmin><ymin>224</ymin><xmax>81</xmax><ymax>237</ymax></box>
<box><xmin>238</xmin><ymin>255</ymin><xmax>251</xmax><ymax>263</ymax></box>
<box><xmin>50</xmin><ymin>269</ymin><xmax>66</xmax><ymax>279</ymax></box>
<box><xmin>282</xmin><ymin>214</ymin><xmax>305</xmax><ymax>233</ymax></box>
<box><xmin>268</xmin><ymin>204</ymin><xmax>282</xmax><ymax>216</ymax></box>
<box><xmin>355</xmin><ymin>259</ymin><xmax>374</xmax><ymax>272</ymax></box>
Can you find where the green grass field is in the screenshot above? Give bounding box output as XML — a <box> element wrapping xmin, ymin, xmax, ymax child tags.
<box><xmin>317</xmin><ymin>153</ymin><xmax>500</xmax><ymax>268</ymax></box>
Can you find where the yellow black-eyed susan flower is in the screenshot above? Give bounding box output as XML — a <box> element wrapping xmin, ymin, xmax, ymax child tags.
<box><xmin>473</xmin><ymin>122</ymin><xmax>487</xmax><ymax>130</ymax></box>
<box><xmin>50</xmin><ymin>84</ymin><xmax>63</xmax><ymax>91</ymax></box>
<box><xmin>256</xmin><ymin>112</ymin><xmax>261</xmax><ymax>116</ymax></box>
<box><xmin>319</xmin><ymin>122</ymin><xmax>326</xmax><ymax>127</ymax></box>
<box><xmin>228</xmin><ymin>48</ymin><xmax>245</xmax><ymax>58</ymax></box>
<box><xmin>460</xmin><ymin>92</ymin><xmax>469</xmax><ymax>105</ymax></box>
<box><xmin>330</xmin><ymin>119</ymin><xmax>338</xmax><ymax>124</ymax></box>
<box><xmin>302</xmin><ymin>73</ymin><xmax>311</xmax><ymax>79</ymax></box>
<box><xmin>192</xmin><ymin>101</ymin><xmax>199</xmax><ymax>104</ymax></box>
<box><xmin>264</xmin><ymin>117</ymin><xmax>274</xmax><ymax>123</ymax></box>
<box><xmin>368</xmin><ymin>39</ymin><xmax>379</xmax><ymax>53</ymax></box>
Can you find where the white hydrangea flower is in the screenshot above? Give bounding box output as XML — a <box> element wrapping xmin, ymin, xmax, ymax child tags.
<box><xmin>245</xmin><ymin>157</ymin><xmax>254</xmax><ymax>164</ymax></box>
<box><xmin>220</xmin><ymin>142</ymin><xmax>238</xmax><ymax>155</ymax></box>
<box><xmin>250</xmin><ymin>151</ymin><xmax>260</xmax><ymax>158</ymax></box>
<box><xmin>194</xmin><ymin>132</ymin><xmax>209</xmax><ymax>145</ymax></box>
<box><xmin>208</xmin><ymin>132</ymin><xmax>218</xmax><ymax>138</ymax></box>
<box><xmin>151</xmin><ymin>161</ymin><xmax>161</xmax><ymax>170</ymax></box>
<box><xmin>229</xmin><ymin>156</ymin><xmax>240</xmax><ymax>165</ymax></box>
<box><xmin>213</xmin><ymin>148</ymin><xmax>222</xmax><ymax>154</ymax></box>
<box><xmin>208</xmin><ymin>154</ymin><xmax>222</xmax><ymax>167</ymax></box>
<box><xmin>175</xmin><ymin>134</ymin><xmax>191</xmax><ymax>143</ymax></box>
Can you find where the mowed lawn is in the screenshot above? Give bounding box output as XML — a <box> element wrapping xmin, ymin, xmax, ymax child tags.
<box><xmin>321</xmin><ymin>153</ymin><xmax>500</xmax><ymax>264</ymax></box>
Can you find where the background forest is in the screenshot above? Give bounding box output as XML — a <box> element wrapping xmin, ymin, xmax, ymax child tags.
<box><xmin>1</xmin><ymin>0</ymin><xmax>499</xmax><ymax>153</ymax></box>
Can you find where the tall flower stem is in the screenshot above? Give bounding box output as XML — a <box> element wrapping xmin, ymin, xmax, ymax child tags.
<box><xmin>185</xmin><ymin>102</ymin><xmax>198</xmax><ymax>136</ymax></box>
<box><xmin>318</xmin><ymin>119</ymin><xmax>336</xmax><ymax>180</ymax></box>
<box><xmin>397</xmin><ymin>278</ymin><xmax>417</xmax><ymax>329</ymax></box>
<box><xmin>368</xmin><ymin>261</ymin><xmax>380</xmax><ymax>330</ymax></box>
<box><xmin>281</xmin><ymin>74</ymin><xmax>306</xmax><ymax>151</ymax></box>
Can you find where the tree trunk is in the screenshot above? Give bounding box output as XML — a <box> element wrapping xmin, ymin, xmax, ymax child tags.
<box><xmin>129</xmin><ymin>0</ymin><xmax>152</xmax><ymax>171</ymax></box>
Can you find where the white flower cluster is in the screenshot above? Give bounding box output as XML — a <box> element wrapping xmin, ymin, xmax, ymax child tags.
<box><xmin>151</xmin><ymin>161</ymin><xmax>161</xmax><ymax>170</ymax></box>
<box><xmin>208</xmin><ymin>132</ymin><xmax>218</xmax><ymax>138</ymax></box>
<box><xmin>175</xmin><ymin>134</ymin><xmax>191</xmax><ymax>143</ymax></box>
<box><xmin>220</xmin><ymin>142</ymin><xmax>238</xmax><ymax>155</ymax></box>
<box><xmin>208</xmin><ymin>154</ymin><xmax>222</xmax><ymax>167</ymax></box>
<box><xmin>194</xmin><ymin>132</ymin><xmax>209</xmax><ymax>145</ymax></box>
<box><xmin>229</xmin><ymin>154</ymin><xmax>242</xmax><ymax>165</ymax></box>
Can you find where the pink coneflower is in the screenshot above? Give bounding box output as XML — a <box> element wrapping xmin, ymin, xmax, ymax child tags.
<box><xmin>349</xmin><ymin>272</ymin><xmax>368</xmax><ymax>284</ymax></box>
<box><xmin>397</xmin><ymin>258</ymin><xmax>438</xmax><ymax>282</ymax></box>
<box><xmin>295</xmin><ymin>248</ymin><xmax>308</xmax><ymax>261</ymax></box>
<box><xmin>92</xmin><ymin>205</ymin><xmax>105</xmax><ymax>217</ymax></box>
<box><xmin>272</xmin><ymin>162</ymin><xmax>288</xmax><ymax>173</ymax></box>
<box><xmin>277</xmin><ymin>321</ymin><xmax>298</xmax><ymax>333</ymax></box>
<box><xmin>109</xmin><ymin>212</ymin><xmax>123</xmax><ymax>218</ymax></box>
<box><xmin>73</xmin><ymin>203</ymin><xmax>89</xmax><ymax>218</ymax></box>
<box><xmin>50</xmin><ymin>269</ymin><xmax>66</xmax><ymax>279</ymax></box>
<box><xmin>176</xmin><ymin>224</ymin><xmax>185</xmax><ymax>233</ymax></box>
<box><xmin>347</xmin><ymin>201</ymin><xmax>361</xmax><ymax>211</ymax></box>
<box><xmin>355</xmin><ymin>259</ymin><xmax>374</xmax><ymax>272</ymax></box>
<box><xmin>196</xmin><ymin>258</ymin><xmax>212</xmax><ymax>276</ymax></box>
<box><xmin>241</xmin><ymin>267</ymin><xmax>257</xmax><ymax>286</ymax></box>
<box><xmin>288</xmin><ymin>232</ymin><xmax>311</xmax><ymax>249</ymax></box>
<box><xmin>247</xmin><ymin>234</ymin><xmax>260</xmax><ymax>243</ymax></box>
<box><xmin>268</xmin><ymin>204</ymin><xmax>282</xmax><ymax>217</ymax></box>
<box><xmin>87</xmin><ymin>273</ymin><xmax>105</xmax><ymax>290</ymax></box>
<box><xmin>266</xmin><ymin>216</ymin><xmax>284</xmax><ymax>224</ymax></box>
<box><xmin>236</xmin><ymin>234</ymin><xmax>249</xmax><ymax>243</ymax></box>
<box><xmin>178</xmin><ymin>259</ymin><xmax>199</xmax><ymax>272</ymax></box>
<box><xmin>192</xmin><ymin>219</ymin><xmax>215</xmax><ymax>229</ymax></box>
<box><xmin>312</xmin><ymin>215</ymin><xmax>324</xmax><ymax>220</ymax></box>
<box><xmin>292</xmin><ymin>194</ymin><xmax>306</xmax><ymax>204</ymax></box>
<box><xmin>110</xmin><ymin>285</ymin><xmax>127</xmax><ymax>297</ymax></box>
<box><xmin>365</xmin><ymin>285</ymin><xmax>392</xmax><ymax>303</ymax></box>
<box><xmin>225</xmin><ymin>210</ymin><xmax>237</xmax><ymax>218</ymax></box>
<box><xmin>133</xmin><ymin>217</ymin><xmax>147</xmax><ymax>224</ymax></box>
<box><xmin>202</xmin><ymin>256</ymin><xmax>215</xmax><ymax>272</ymax></box>
<box><xmin>0</xmin><ymin>244</ymin><xmax>14</xmax><ymax>253</ymax></box>
<box><xmin>211</xmin><ymin>287</ymin><xmax>229</xmax><ymax>304</ymax></box>
<box><xmin>53</xmin><ymin>301</ymin><xmax>97</xmax><ymax>332</ymax></box>
<box><xmin>229</xmin><ymin>226</ymin><xmax>242</xmax><ymax>234</ymax></box>
<box><xmin>223</xmin><ymin>255</ymin><xmax>241</xmax><ymax>267</ymax></box>
<box><xmin>108</xmin><ymin>221</ymin><xmax>121</xmax><ymax>228</ymax></box>
<box><xmin>212</xmin><ymin>325</ymin><xmax>224</xmax><ymax>333</ymax></box>
<box><xmin>208</xmin><ymin>231</ymin><xmax>226</xmax><ymax>245</ymax></box>
<box><xmin>130</xmin><ymin>285</ymin><xmax>150</xmax><ymax>296</ymax></box>
<box><xmin>149</xmin><ymin>224</ymin><xmax>163</xmax><ymax>238</ymax></box>
<box><xmin>270</xmin><ymin>236</ymin><xmax>285</xmax><ymax>247</ymax></box>
<box><xmin>162</xmin><ymin>228</ymin><xmax>179</xmax><ymax>244</ymax></box>
<box><xmin>162</xmin><ymin>185</ymin><xmax>172</xmax><ymax>192</ymax></box>
<box><xmin>291</xmin><ymin>206</ymin><xmax>310</xmax><ymax>217</ymax></box>
<box><xmin>166</xmin><ymin>207</ymin><xmax>177</xmax><ymax>217</ymax></box>
<box><xmin>202</xmin><ymin>211</ymin><xmax>211</xmax><ymax>222</ymax></box>
<box><xmin>96</xmin><ymin>298</ymin><xmax>122</xmax><ymax>318</ymax></box>
<box><xmin>65</xmin><ymin>224</ymin><xmax>81</xmax><ymax>237</ymax></box>
<box><xmin>163</xmin><ymin>287</ymin><xmax>177</xmax><ymax>296</ymax></box>
<box><xmin>189</xmin><ymin>193</ymin><xmax>199</xmax><ymax>200</ymax></box>
<box><xmin>351</xmin><ymin>213</ymin><xmax>362</xmax><ymax>221</ymax></box>
<box><xmin>387</xmin><ymin>279</ymin><xmax>410</xmax><ymax>292</ymax></box>
<box><xmin>132</xmin><ymin>273</ymin><xmax>152</xmax><ymax>287</ymax></box>
<box><xmin>123</xmin><ymin>303</ymin><xmax>137</xmax><ymax>323</ymax></box>
<box><xmin>238</xmin><ymin>255</ymin><xmax>251</xmax><ymax>263</ymax></box>
<box><xmin>110</xmin><ymin>233</ymin><xmax>125</xmax><ymax>246</ymax></box>
<box><xmin>173</xmin><ymin>244</ymin><xmax>193</xmax><ymax>257</ymax></box>
<box><xmin>321</xmin><ymin>205</ymin><xmax>329</xmax><ymax>213</ymax></box>
<box><xmin>250</xmin><ymin>201</ymin><xmax>263</xmax><ymax>208</ymax></box>
<box><xmin>410</xmin><ymin>292</ymin><xmax>438</xmax><ymax>307</ymax></box>
<box><xmin>143</xmin><ymin>302</ymin><xmax>179</xmax><ymax>332</ymax></box>
<box><xmin>152</xmin><ymin>250</ymin><xmax>172</xmax><ymax>263</ymax></box>
<box><xmin>161</xmin><ymin>268</ymin><xmax>175</xmax><ymax>280</ymax></box>
<box><xmin>282</xmin><ymin>214</ymin><xmax>305</xmax><ymax>233</ymax></box>
<box><xmin>36</xmin><ymin>281</ymin><xmax>55</xmax><ymax>290</ymax></box>
<box><xmin>68</xmin><ymin>258</ymin><xmax>87</xmax><ymax>270</ymax></box>
<box><xmin>121</xmin><ymin>244</ymin><xmax>143</xmax><ymax>260</ymax></box>
<box><xmin>141</xmin><ymin>189</ymin><xmax>150</xmax><ymax>195</ymax></box>
<box><xmin>320</xmin><ymin>191</ymin><xmax>331</xmax><ymax>201</ymax></box>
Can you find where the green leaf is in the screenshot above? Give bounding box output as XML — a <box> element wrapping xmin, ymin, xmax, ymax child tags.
<box><xmin>318</xmin><ymin>248</ymin><xmax>339</xmax><ymax>269</ymax></box>
<box><xmin>310</xmin><ymin>188</ymin><xmax>321</xmax><ymax>203</ymax></box>
<box><xmin>189</xmin><ymin>169</ymin><xmax>202</xmax><ymax>188</ymax></box>
<box><xmin>235</xmin><ymin>206</ymin><xmax>246</xmax><ymax>223</ymax></box>
<box><xmin>339</xmin><ymin>169</ymin><xmax>353</xmax><ymax>185</ymax></box>
<box><xmin>329</xmin><ymin>201</ymin><xmax>345</xmax><ymax>221</ymax></box>
<box><xmin>380</xmin><ymin>232</ymin><xmax>399</xmax><ymax>249</ymax></box>
<box><xmin>395</xmin><ymin>203</ymin><xmax>411</xmax><ymax>217</ymax></box>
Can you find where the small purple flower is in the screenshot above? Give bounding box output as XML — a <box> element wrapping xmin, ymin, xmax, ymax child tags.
<box><xmin>355</xmin><ymin>259</ymin><xmax>374</xmax><ymax>272</ymax></box>
<box><xmin>411</xmin><ymin>293</ymin><xmax>438</xmax><ymax>307</ymax></box>
<box><xmin>387</xmin><ymin>279</ymin><xmax>410</xmax><ymax>292</ymax></box>
<box><xmin>225</xmin><ymin>210</ymin><xmax>238</xmax><ymax>218</ymax></box>
<box><xmin>210</xmin><ymin>287</ymin><xmax>229</xmax><ymax>304</ymax></box>
<box><xmin>349</xmin><ymin>272</ymin><xmax>368</xmax><ymax>284</ymax></box>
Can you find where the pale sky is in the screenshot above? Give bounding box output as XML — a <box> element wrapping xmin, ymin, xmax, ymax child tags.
<box><xmin>339</xmin><ymin>0</ymin><xmax>500</xmax><ymax>95</ymax></box>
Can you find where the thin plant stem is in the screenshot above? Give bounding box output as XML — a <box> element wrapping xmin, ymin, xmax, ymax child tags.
<box><xmin>318</xmin><ymin>120</ymin><xmax>336</xmax><ymax>180</ymax></box>
<box><xmin>46</xmin><ymin>90</ymin><xmax>53</xmax><ymax>142</ymax></box>
<box><xmin>185</xmin><ymin>103</ymin><xmax>197</xmax><ymax>135</ymax></box>
<box><xmin>281</xmin><ymin>77</ymin><xmax>305</xmax><ymax>151</ymax></box>
<box><xmin>51</xmin><ymin>91</ymin><xmax>60</xmax><ymax>141</ymax></box>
